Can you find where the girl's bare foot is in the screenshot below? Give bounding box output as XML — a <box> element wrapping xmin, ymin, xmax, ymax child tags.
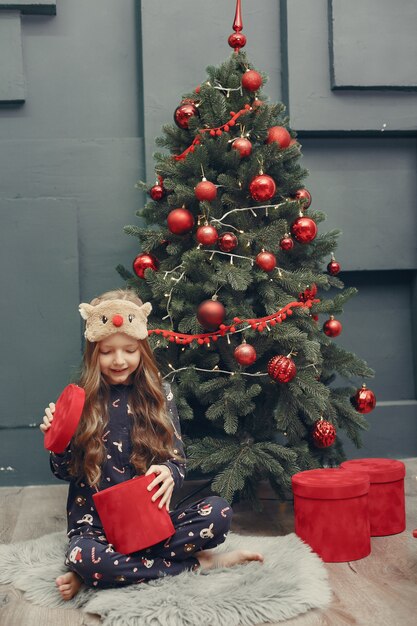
<box><xmin>55</xmin><ymin>571</ymin><xmax>83</xmax><ymax>600</ymax></box>
<box><xmin>196</xmin><ymin>548</ymin><xmax>264</xmax><ymax>571</ymax></box>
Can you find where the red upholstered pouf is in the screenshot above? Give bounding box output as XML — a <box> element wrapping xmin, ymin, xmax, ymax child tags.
<box><xmin>291</xmin><ymin>468</ymin><xmax>370</xmax><ymax>562</ymax></box>
<box><xmin>340</xmin><ymin>458</ymin><xmax>406</xmax><ymax>536</ymax></box>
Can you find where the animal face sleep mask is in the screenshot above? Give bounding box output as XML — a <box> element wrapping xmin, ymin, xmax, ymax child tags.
<box><xmin>79</xmin><ymin>299</ymin><xmax>152</xmax><ymax>342</ymax></box>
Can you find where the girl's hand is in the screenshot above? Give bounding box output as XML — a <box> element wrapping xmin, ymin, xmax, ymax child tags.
<box><xmin>39</xmin><ymin>402</ymin><xmax>56</xmax><ymax>435</ymax></box>
<box><xmin>145</xmin><ymin>464</ymin><xmax>174</xmax><ymax>511</ymax></box>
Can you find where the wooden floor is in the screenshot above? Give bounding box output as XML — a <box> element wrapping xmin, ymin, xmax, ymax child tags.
<box><xmin>1</xmin><ymin>459</ymin><xmax>417</xmax><ymax>626</ymax></box>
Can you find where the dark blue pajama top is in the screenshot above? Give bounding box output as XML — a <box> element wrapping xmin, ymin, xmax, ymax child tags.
<box><xmin>50</xmin><ymin>382</ymin><xmax>185</xmax><ymax>538</ymax></box>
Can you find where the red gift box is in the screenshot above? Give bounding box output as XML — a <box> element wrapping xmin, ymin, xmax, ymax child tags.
<box><xmin>93</xmin><ymin>473</ymin><xmax>175</xmax><ymax>555</ymax></box>
<box><xmin>44</xmin><ymin>384</ymin><xmax>85</xmax><ymax>454</ymax></box>
<box><xmin>340</xmin><ymin>458</ymin><xmax>406</xmax><ymax>536</ymax></box>
<box><xmin>292</xmin><ymin>468</ymin><xmax>370</xmax><ymax>562</ymax></box>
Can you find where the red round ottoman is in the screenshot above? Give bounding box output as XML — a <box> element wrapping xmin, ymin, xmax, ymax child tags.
<box><xmin>292</xmin><ymin>468</ymin><xmax>370</xmax><ymax>562</ymax></box>
<box><xmin>340</xmin><ymin>458</ymin><xmax>406</xmax><ymax>536</ymax></box>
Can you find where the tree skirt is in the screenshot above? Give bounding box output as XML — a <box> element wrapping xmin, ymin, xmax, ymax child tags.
<box><xmin>0</xmin><ymin>531</ymin><xmax>331</xmax><ymax>625</ymax></box>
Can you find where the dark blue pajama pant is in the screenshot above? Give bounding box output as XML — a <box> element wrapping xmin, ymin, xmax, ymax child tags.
<box><xmin>65</xmin><ymin>496</ymin><xmax>232</xmax><ymax>589</ymax></box>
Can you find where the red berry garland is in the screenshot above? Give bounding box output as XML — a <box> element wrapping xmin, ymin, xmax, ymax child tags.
<box><xmin>267</xmin><ymin>355</ymin><xmax>297</xmax><ymax>383</ymax></box>
<box><xmin>352</xmin><ymin>384</ymin><xmax>376</xmax><ymax>414</ymax></box>
<box><xmin>312</xmin><ymin>419</ymin><xmax>336</xmax><ymax>448</ymax></box>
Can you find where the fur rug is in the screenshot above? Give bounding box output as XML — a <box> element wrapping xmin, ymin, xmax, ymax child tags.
<box><xmin>0</xmin><ymin>531</ymin><xmax>331</xmax><ymax>625</ymax></box>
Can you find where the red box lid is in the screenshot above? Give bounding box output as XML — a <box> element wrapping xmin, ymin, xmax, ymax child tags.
<box><xmin>92</xmin><ymin>473</ymin><xmax>175</xmax><ymax>554</ymax></box>
<box><xmin>340</xmin><ymin>458</ymin><xmax>405</xmax><ymax>484</ymax></box>
<box><xmin>291</xmin><ymin>468</ymin><xmax>369</xmax><ymax>499</ymax></box>
<box><xmin>44</xmin><ymin>384</ymin><xmax>85</xmax><ymax>454</ymax></box>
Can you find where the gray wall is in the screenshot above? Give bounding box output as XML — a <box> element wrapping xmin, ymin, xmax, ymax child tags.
<box><xmin>0</xmin><ymin>0</ymin><xmax>416</xmax><ymax>486</ymax></box>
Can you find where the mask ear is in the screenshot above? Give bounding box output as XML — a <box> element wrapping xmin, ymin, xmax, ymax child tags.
<box><xmin>79</xmin><ymin>303</ymin><xmax>94</xmax><ymax>320</ymax></box>
<box><xmin>140</xmin><ymin>302</ymin><xmax>152</xmax><ymax>318</ymax></box>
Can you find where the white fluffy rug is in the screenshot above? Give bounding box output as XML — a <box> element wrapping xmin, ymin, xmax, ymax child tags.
<box><xmin>0</xmin><ymin>531</ymin><xmax>331</xmax><ymax>625</ymax></box>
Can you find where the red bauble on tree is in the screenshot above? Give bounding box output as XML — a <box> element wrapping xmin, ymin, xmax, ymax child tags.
<box><xmin>195</xmin><ymin>178</ymin><xmax>217</xmax><ymax>202</ymax></box>
<box><xmin>174</xmin><ymin>102</ymin><xmax>199</xmax><ymax>129</ymax></box>
<box><xmin>266</xmin><ymin>126</ymin><xmax>291</xmax><ymax>149</ymax></box>
<box><xmin>218</xmin><ymin>232</ymin><xmax>238</xmax><ymax>252</ymax></box>
<box><xmin>132</xmin><ymin>253</ymin><xmax>160</xmax><ymax>279</ymax></box>
<box><xmin>255</xmin><ymin>250</ymin><xmax>276</xmax><ymax>272</ymax></box>
<box><xmin>327</xmin><ymin>254</ymin><xmax>341</xmax><ymax>275</ymax></box>
<box><xmin>234</xmin><ymin>342</ymin><xmax>257</xmax><ymax>366</ymax></box>
<box><xmin>294</xmin><ymin>188</ymin><xmax>312</xmax><ymax>209</ymax></box>
<box><xmin>197</xmin><ymin>299</ymin><xmax>226</xmax><ymax>331</ymax></box>
<box><xmin>299</xmin><ymin>283</ymin><xmax>318</xmax><ymax>302</ymax></box>
<box><xmin>249</xmin><ymin>174</ymin><xmax>276</xmax><ymax>202</ymax></box>
<box><xmin>291</xmin><ymin>216</ymin><xmax>317</xmax><ymax>243</ymax></box>
<box><xmin>323</xmin><ymin>316</ymin><xmax>342</xmax><ymax>337</ymax></box>
<box><xmin>231</xmin><ymin>137</ymin><xmax>252</xmax><ymax>158</ymax></box>
<box><xmin>196</xmin><ymin>224</ymin><xmax>219</xmax><ymax>246</ymax></box>
<box><xmin>279</xmin><ymin>234</ymin><xmax>294</xmax><ymax>251</ymax></box>
<box><xmin>167</xmin><ymin>208</ymin><xmax>195</xmax><ymax>235</ymax></box>
<box><xmin>352</xmin><ymin>384</ymin><xmax>376</xmax><ymax>414</ymax></box>
<box><xmin>312</xmin><ymin>419</ymin><xmax>336</xmax><ymax>448</ymax></box>
<box><xmin>149</xmin><ymin>182</ymin><xmax>165</xmax><ymax>201</ymax></box>
<box><xmin>241</xmin><ymin>69</ymin><xmax>262</xmax><ymax>92</ymax></box>
<box><xmin>267</xmin><ymin>355</ymin><xmax>297</xmax><ymax>383</ymax></box>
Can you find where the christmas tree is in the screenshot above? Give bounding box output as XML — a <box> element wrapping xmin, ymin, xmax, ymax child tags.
<box><xmin>117</xmin><ymin>1</ymin><xmax>376</xmax><ymax>505</ymax></box>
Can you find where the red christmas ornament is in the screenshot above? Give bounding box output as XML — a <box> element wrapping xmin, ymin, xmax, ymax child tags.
<box><xmin>149</xmin><ymin>183</ymin><xmax>165</xmax><ymax>201</ymax></box>
<box><xmin>218</xmin><ymin>232</ymin><xmax>238</xmax><ymax>252</ymax></box>
<box><xmin>231</xmin><ymin>137</ymin><xmax>252</xmax><ymax>158</ymax></box>
<box><xmin>234</xmin><ymin>342</ymin><xmax>257</xmax><ymax>366</ymax></box>
<box><xmin>327</xmin><ymin>256</ymin><xmax>341</xmax><ymax>275</ymax></box>
<box><xmin>249</xmin><ymin>174</ymin><xmax>276</xmax><ymax>202</ymax></box>
<box><xmin>266</xmin><ymin>126</ymin><xmax>291</xmax><ymax>149</ymax></box>
<box><xmin>252</xmin><ymin>98</ymin><xmax>263</xmax><ymax>108</ymax></box>
<box><xmin>279</xmin><ymin>235</ymin><xmax>294</xmax><ymax>251</ymax></box>
<box><xmin>291</xmin><ymin>216</ymin><xmax>317</xmax><ymax>243</ymax></box>
<box><xmin>228</xmin><ymin>32</ymin><xmax>247</xmax><ymax>51</ymax></box>
<box><xmin>255</xmin><ymin>251</ymin><xmax>276</xmax><ymax>272</ymax></box>
<box><xmin>167</xmin><ymin>208</ymin><xmax>195</xmax><ymax>235</ymax></box>
<box><xmin>267</xmin><ymin>355</ymin><xmax>297</xmax><ymax>383</ymax></box>
<box><xmin>312</xmin><ymin>419</ymin><xmax>336</xmax><ymax>448</ymax></box>
<box><xmin>196</xmin><ymin>224</ymin><xmax>219</xmax><ymax>246</ymax></box>
<box><xmin>323</xmin><ymin>316</ymin><xmax>342</xmax><ymax>337</ymax></box>
<box><xmin>195</xmin><ymin>179</ymin><xmax>217</xmax><ymax>202</ymax></box>
<box><xmin>299</xmin><ymin>283</ymin><xmax>318</xmax><ymax>302</ymax></box>
<box><xmin>132</xmin><ymin>252</ymin><xmax>160</xmax><ymax>279</ymax></box>
<box><xmin>242</xmin><ymin>69</ymin><xmax>262</xmax><ymax>92</ymax></box>
<box><xmin>352</xmin><ymin>384</ymin><xmax>376</xmax><ymax>414</ymax></box>
<box><xmin>197</xmin><ymin>299</ymin><xmax>226</xmax><ymax>331</ymax></box>
<box><xmin>174</xmin><ymin>102</ymin><xmax>198</xmax><ymax>129</ymax></box>
<box><xmin>294</xmin><ymin>188</ymin><xmax>312</xmax><ymax>209</ymax></box>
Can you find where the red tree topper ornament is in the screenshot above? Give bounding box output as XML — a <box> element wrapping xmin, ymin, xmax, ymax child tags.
<box><xmin>267</xmin><ymin>355</ymin><xmax>297</xmax><ymax>383</ymax></box>
<box><xmin>327</xmin><ymin>253</ymin><xmax>341</xmax><ymax>275</ymax></box>
<box><xmin>312</xmin><ymin>419</ymin><xmax>336</xmax><ymax>448</ymax></box>
<box><xmin>291</xmin><ymin>216</ymin><xmax>317</xmax><ymax>243</ymax></box>
<box><xmin>195</xmin><ymin>178</ymin><xmax>217</xmax><ymax>202</ymax></box>
<box><xmin>294</xmin><ymin>188</ymin><xmax>312</xmax><ymax>209</ymax></box>
<box><xmin>323</xmin><ymin>316</ymin><xmax>342</xmax><ymax>337</ymax></box>
<box><xmin>352</xmin><ymin>384</ymin><xmax>376</xmax><ymax>414</ymax></box>
<box><xmin>266</xmin><ymin>126</ymin><xmax>291</xmax><ymax>149</ymax></box>
<box><xmin>197</xmin><ymin>299</ymin><xmax>226</xmax><ymax>331</ymax></box>
<box><xmin>228</xmin><ymin>0</ymin><xmax>246</xmax><ymax>53</ymax></box>
<box><xmin>174</xmin><ymin>102</ymin><xmax>199</xmax><ymax>129</ymax></box>
<box><xmin>196</xmin><ymin>224</ymin><xmax>219</xmax><ymax>246</ymax></box>
<box><xmin>167</xmin><ymin>208</ymin><xmax>195</xmax><ymax>235</ymax></box>
<box><xmin>255</xmin><ymin>251</ymin><xmax>276</xmax><ymax>272</ymax></box>
<box><xmin>232</xmin><ymin>137</ymin><xmax>252</xmax><ymax>158</ymax></box>
<box><xmin>279</xmin><ymin>235</ymin><xmax>294</xmax><ymax>251</ymax></box>
<box><xmin>234</xmin><ymin>342</ymin><xmax>257</xmax><ymax>366</ymax></box>
<box><xmin>218</xmin><ymin>232</ymin><xmax>238</xmax><ymax>252</ymax></box>
<box><xmin>132</xmin><ymin>253</ymin><xmax>160</xmax><ymax>279</ymax></box>
<box><xmin>242</xmin><ymin>69</ymin><xmax>263</xmax><ymax>92</ymax></box>
<box><xmin>249</xmin><ymin>174</ymin><xmax>276</xmax><ymax>202</ymax></box>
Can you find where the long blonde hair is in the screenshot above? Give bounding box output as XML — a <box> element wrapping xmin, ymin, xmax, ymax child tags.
<box><xmin>69</xmin><ymin>289</ymin><xmax>178</xmax><ymax>487</ymax></box>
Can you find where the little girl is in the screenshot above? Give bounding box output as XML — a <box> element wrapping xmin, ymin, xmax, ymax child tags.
<box><xmin>40</xmin><ymin>289</ymin><xmax>263</xmax><ymax>600</ymax></box>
